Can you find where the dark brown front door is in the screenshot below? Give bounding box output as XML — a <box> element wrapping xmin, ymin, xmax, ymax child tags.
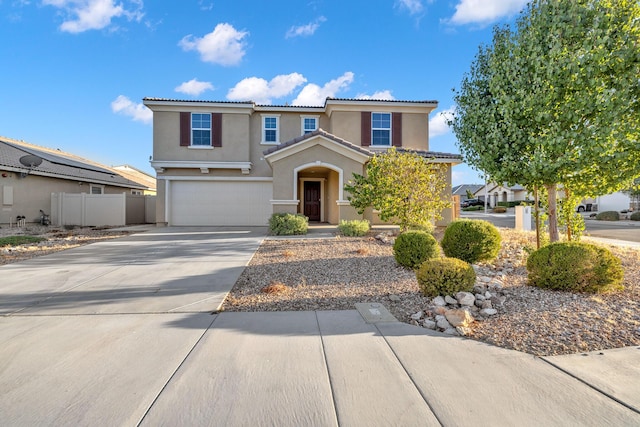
<box><xmin>304</xmin><ymin>181</ymin><xmax>321</xmax><ymax>221</ymax></box>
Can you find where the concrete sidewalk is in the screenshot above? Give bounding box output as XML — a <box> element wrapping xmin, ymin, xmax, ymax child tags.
<box><xmin>1</xmin><ymin>226</ymin><xmax>639</xmax><ymax>425</ymax></box>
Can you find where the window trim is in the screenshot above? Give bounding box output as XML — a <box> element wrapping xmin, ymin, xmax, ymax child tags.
<box><xmin>191</xmin><ymin>113</ymin><xmax>212</xmax><ymax>147</ymax></box>
<box><xmin>131</xmin><ymin>189</ymin><xmax>143</xmax><ymax>195</ymax></box>
<box><xmin>90</xmin><ymin>184</ymin><xmax>104</xmax><ymax>195</ymax></box>
<box><xmin>300</xmin><ymin>115</ymin><xmax>319</xmax><ymax>135</ymax></box>
<box><xmin>371</xmin><ymin>112</ymin><xmax>392</xmax><ymax>147</ymax></box>
<box><xmin>261</xmin><ymin>114</ymin><xmax>280</xmax><ymax>145</ymax></box>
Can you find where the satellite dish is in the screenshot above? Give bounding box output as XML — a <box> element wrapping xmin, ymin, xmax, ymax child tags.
<box><xmin>19</xmin><ymin>154</ymin><xmax>43</xmax><ymax>168</ymax></box>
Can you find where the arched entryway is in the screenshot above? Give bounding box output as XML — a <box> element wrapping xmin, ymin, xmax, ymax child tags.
<box><xmin>295</xmin><ymin>162</ymin><xmax>343</xmax><ymax>223</ymax></box>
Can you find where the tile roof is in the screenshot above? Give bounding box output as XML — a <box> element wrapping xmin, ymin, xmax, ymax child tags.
<box><xmin>395</xmin><ymin>147</ymin><xmax>463</xmax><ymax>161</ymax></box>
<box><xmin>263</xmin><ymin>129</ymin><xmax>374</xmax><ymax>157</ymax></box>
<box><xmin>0</xmin><ymin>137</ymin><xmax>147</xmax><ymax>189</ymax></box>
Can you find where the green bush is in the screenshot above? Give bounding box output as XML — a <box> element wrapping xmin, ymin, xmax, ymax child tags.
<box><xmin>393</xmin><ymin>230</ymin><xmax>439</xmax><ymax>269</ymax></box>
<box><xmin>407</xmin><ymin>222</ymin><xmax>435</xmax><ymax>234</ymax></box>
<box><xmin>416</xmin><ymin>257</ymin><xmax>476</xmax><ymax>297</ymax></box>
<box><xmin>595</xmin><ymin>211</ymin><xmax>620</xmax><ymax>221</ymax></box>
<box><xmin>493</xmin><ymin>206</ymin><xmax>507</xmax><ymax>213</ymax></box>
<box><xmin>338</xmin><ymin>219</ymin><xmax>370</xmax><ymax>236</ymax></box>
<box><xmin>268</xmin><ymin>213</ymin><xmax>308</xmax><ymax>235</ymax></box>
<box><xmin>630</xmin><ymin>211</ymin><xmax>640</xmax><ymax>221</ymax></box>
<box><xmin>0</xmin><ymin>235</ymin><xmax>45</xmax><ymax>247</ymax></box>
<box><xmin>526</xmin><ymin>242</ymin><xmax>624</xmax><ymax>293</ymax></box>
<box><xmin>441</xmin><ymin>219</ymin><xmax>501</xmax><ymax>264</ymax></box>
<box><xmin>462</xmin><ymin>205</ymin><xmax>483</xmax><ymax>211</ymax></box>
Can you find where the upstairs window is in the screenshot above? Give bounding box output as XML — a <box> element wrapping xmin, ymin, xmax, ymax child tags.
<box><xmin>262</xmin><ymin>115</ymin><xmax>280</xmax><ymax>144</ymax></box>
<box><xmin>371</xmin><ymin>113</ymin><xmax>391</xmax><ymax>146</ymax></box>
<box><xmin>191</xmin><ymin>113</ymin><xmax>211</xmax><ymax>146</ymax></box>
<box><xmin>301</xmin><ymin>116</ymin><xmax>318</xmax><ymax>134</ymax></box>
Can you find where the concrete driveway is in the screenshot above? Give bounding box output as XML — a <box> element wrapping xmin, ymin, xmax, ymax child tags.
<box><xmin>1</xmin><ymin>226</ymin><xmax>638</xmax><ymax>426</ymax></box>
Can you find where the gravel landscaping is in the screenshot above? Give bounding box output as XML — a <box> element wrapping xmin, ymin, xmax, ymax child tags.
<box><xmin>0</xmin><ymin>225</ymin><xmax>131</xmax><ymax>265</ymax></box>
<box><xmin>223</xmin><ymin>228</ymin><xmax>640</xmax><ymax>357</ymax></box>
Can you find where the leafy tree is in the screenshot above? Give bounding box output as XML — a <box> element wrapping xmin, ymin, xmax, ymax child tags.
<box><xmin>344</xmin><ymin>148</ymin><xmax>450</xmax><ymax>231</ymax></box>
<box><xmin>450</xmin><ymin>0</ymin><xmax>640</xmax><ymax>242</ymax></box>
<box><xmin>465</xmin><ymin>188</ymin><xmax>475</xmax><ymax>199</ymax></box>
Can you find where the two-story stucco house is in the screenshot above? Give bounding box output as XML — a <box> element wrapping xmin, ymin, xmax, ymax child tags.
<box><xmin>143</xmin><ymin>97</ymin><xmax>462</xmax><ymax>227</ymax></box>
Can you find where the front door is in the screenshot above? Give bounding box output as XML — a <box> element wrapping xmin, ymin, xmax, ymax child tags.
<box><xmin>303</xmin><ymin>181</ymin><xmax>321</xmax><ymax>221</ymax></box>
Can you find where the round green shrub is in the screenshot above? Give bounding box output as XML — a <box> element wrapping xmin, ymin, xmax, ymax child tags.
<box><xmin>416</xmin><ymin>257</ymin><xmax>476</xmax><ymax>297</ymax></box>
<box><xmin>407</xmin><ymin>222</ymin><xmax>435</xmax><ymax>234</ymax></box>
<box><xmin>526</xmin><ymin>242</ymin><xmax>624</xmax><ymax>293</ymax></box>
<box><xmin>595</xmin><ymin>211</ymin><xmax>620</xmax><ymax>221</ymax></box>
<box><xmin>493</xmin><ymin>206</ymin><xmax>507</xmax><ymax>213</ymax></box>
<box><xmin>441</xmin><ymin>219</ymin><xmax>501</xmax><ymax>264</ymax></box>
<box><xmin>268</xmin><ymin>213</ymin><xmax>308</xmax><ymax>235</ymax></box>
<box><xmin>393</xmin><ymin>230</ymin><xmax>439</xmax><ymax>269</ymax></box>
<box><xmin>629</xmin><ymin>211</ymin><xmax>640</xmax><ymax>221</ymax></box>
<box><xmin>338</xmin><ymin>219</ymin><xmax>370</xmax><ymax>237</ymax></box>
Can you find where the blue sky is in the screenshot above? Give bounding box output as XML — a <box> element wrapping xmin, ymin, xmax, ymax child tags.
<box><xmin>0</xmin><ymin>0</ymin><xmax>529</xmax><ymax>185</ymax></box>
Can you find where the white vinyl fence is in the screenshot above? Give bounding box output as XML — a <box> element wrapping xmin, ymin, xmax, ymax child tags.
<box><xmin>51</xmin><ymin>193</ymin><xmax>156</xmax><ymax>227</ymax></box>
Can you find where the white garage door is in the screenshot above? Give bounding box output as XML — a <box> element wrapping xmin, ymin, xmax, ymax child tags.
<box><xmin>170</xmin><ymin>180</ymin><xmax>273</xmax><ymax>226</ymax></box>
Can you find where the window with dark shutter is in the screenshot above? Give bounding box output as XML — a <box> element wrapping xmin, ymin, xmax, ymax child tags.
<box><xmin>361</xmin><ymin>111</ymin><xmax>371</xmax><ymax>146</ymax></box>
<box><xmin>392</xmin><ymin>112</ymin><xmax>402</xmax><ymax>147</ymax></box>
<box><xmin>179</xmin><ymin>112</ymin><xmax>190</xmax><ymax>146</ymax></box>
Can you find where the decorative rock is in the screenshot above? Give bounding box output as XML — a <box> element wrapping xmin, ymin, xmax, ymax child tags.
<box><xmin>456</xmin><ymin>292</ymin><xmax>475</xmax><ymax>306</ymax></box>
<box><xmin>480</xmin><ymin>308</ymin><xmax>498</xmax><ymax>316</ymax></box>
<box><xmin>389</xmin><ymin>294</ymin><xmax>401</xmax><ymax>302</ymax></box>
<box><xmin>456</xmin><ymin>326</ymin><xmax>472</xmax><ymax>336</ymax></box>
<box><xmin>434</xmin><ymin>306</ymin><xmax>446</xmax><ymax>315</ymax></box>
<box><xmin>445</xmin><ymin>309</ymin><xmax>474</xmax><ymax>328</ymax></box>
<box><xmin>410</xmin><ymin>311</ymin><xmax>424</xmax><ymax>321</ymax></box>
<box><xmin>490</xmin><ymin>296</ymin><xmax>506</xmax><ymax>306</ymax></box>
<box><xmin>443</xmin><ymin>327</ymin><xmax>460</xmax><ymax>336</ymax></box>
<box><xmin>473</xmin><ymin>284</ymin><xmax>488</xmax><ymax>294</ymax></box>
<box><xmin>475</xmin><ymin>293</ymin><xmax>485</xmax><ymax>301</ymax></box>
<box><xmin>445</xmin><ymin>295</ymin><xmax>458</xmax><ymax>305</ymax></box>
<box><xmin>410</xmin><ymin>319</ymin><xmax>419</xmax><ymax>326</ymax></box>
<box><xmin>423</xmin><ymin>319</ymin><xmax>437</xmax><ymax>330</ymax></box>
<box><xmin>436</xmin><ymin>317</ymin><xmax>452</xmax><ymax>330</ymax></box>
<box><xmin>432</xmin><ymin>296</ymin><xmax>446</xmax><ymax>306</ymax></box>
<box><xmin>489</xmin><ymin>281</ymin><xmax>503</xmax><ymax>291</ymax></box>
<box><xmin>481</xmin><ymin>300</ymin><xmax>493</xmax><ymax>309</ymax></box>
<box><xmin>485</xmin><ymin>291</ymin><xmax>493</xmax><ymax>299</ymax></box>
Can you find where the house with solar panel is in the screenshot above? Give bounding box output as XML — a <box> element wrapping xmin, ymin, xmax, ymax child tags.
<box><xmin>0</xmin><ymin>136</ymin><xmax>154</xmax><ymax>226</ymax></box>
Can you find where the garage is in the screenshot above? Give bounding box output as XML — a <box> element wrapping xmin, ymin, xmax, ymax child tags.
<box><xmin>169</xmin><ymin>180</ymin><xmax>273</xmax><ymax>226</ymax></box>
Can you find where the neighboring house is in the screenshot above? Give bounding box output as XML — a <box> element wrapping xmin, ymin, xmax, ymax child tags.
<box><xmin>474</xmin><ymin>182</ymin><xmax>533</xmax><ymax>207</ymax></box>
<box><xmin>579</xmin><ymin>192</ymin><xmax>632</xmax><ymax>212</ymax></box>
<box><xmin>452</xmin><ymin>184</ymin><xmax>483</xmax><ymax>203</ymax></box>
<box><xmin>0</xmin><ymin>136</ymin><xmax>148</xmax><ymax>225</ymax></box>
<box><xmin>112</xmin><ymin>165</ymin><xmax>157</xmax><ymax>195</ymax></box>
<box><xmin>144</xmin><ymin>97</ymin><xmax>462</xmax><ymax>227</ymax></box>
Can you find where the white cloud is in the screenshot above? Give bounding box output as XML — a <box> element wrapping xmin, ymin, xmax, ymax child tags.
<box><xmin>227</xmin><ymin>73</ymin><xmax>307</xmax><ymax>104</ymax></box>
<box><xmin>292</xmin><ymin>72</ymin><xmax>354</xmax><ymax>106</ymax></box>
<box><xmin>175</xmin><ymin>79</ymin><xmax>214</xmax><ymax>96</ymax></box>
<box><xmin>111</xmin><ymin>95</ymin><xmax>152</xmax><ymax>124</ymax></box>
<box><xmin>449</xmin><ymin>0</ymin><xmax>527</xmax><ymax>26</ymax></box>
<box><xmin>396</xmin><ymin>0</ymin><xmax>424</xmax><ymax>15</ymax></box>
<box><xmin>285</xmin><ymin>16</ymin><xmax>326</xmax><ymax>38</ymax></box>
<box><xmin>43</xmin><ymin>0</ymin><xmax>144</xmax><ymax>33</ymax></box>
<box><xmin>429</xmin><ymin>106</ymin><xmax>455</xmax><ymax>138</ymax></box>
<box><xmin>356</xmin><ymin>90</ymin><xmax>395</xmax><ymax>100</ymax></box>
<box><xmin>179</xmin><ymin>23</ymin><xmax>248</xmax><ymax>66</ymax></box>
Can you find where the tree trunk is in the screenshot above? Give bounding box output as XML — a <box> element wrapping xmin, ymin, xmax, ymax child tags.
<box><xmin>546</xmin><ymin>183</ymin><xmax>559</xmax><ymax>242</ymax></box>
<box><xmin>565</xmin><ymin>187</ymin><xmax>572</xmax><ymax>241</ymax></box>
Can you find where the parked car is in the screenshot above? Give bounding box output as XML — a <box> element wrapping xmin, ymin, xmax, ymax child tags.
<box><xmin>461</xmin><ymin>198</ymin><xmax>485</xmax><ymax>208</ymax></box>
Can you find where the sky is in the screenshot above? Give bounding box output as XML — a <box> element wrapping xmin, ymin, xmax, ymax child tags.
<box><xmin>0</xmin><ymin>0</ymin><xmax>530</xmax><ymax>186</ymax></box>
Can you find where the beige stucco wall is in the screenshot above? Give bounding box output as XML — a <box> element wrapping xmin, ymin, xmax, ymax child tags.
<box><xmin>327</xmin><ymin>111</ymin><xmax>361</xmax><ymax>144</ymax></box>
<box><xmin>401</xmin><ymin>113</ymin><xmax>429</xmax><ymax>150</ymax></box>
<box><xmin>0</xmin><ymin>170</ymin><xmax>139</xmax><ymax>225</ymax></box>
<box><xmin>153</xmin><ymin>112</ymin><xmax>251</xmax><ymax>163</ymax></box>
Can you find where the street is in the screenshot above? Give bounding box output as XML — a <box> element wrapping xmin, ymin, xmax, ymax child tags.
<box><xmin>460</xmin><ymin>210</ymin><xmax>640</xmax><ymax>243</ymax></box>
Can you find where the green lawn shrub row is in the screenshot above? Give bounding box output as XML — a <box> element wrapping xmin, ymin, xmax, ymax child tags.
<box><xmin>338</xmin><ymin>219</ymin><xmax>370</xmax><ymax>237</ymax></box>
<box><xmin>268</xmin><ymin>213</ymin><xmax>308</xmax><ymax>235</ymax></box>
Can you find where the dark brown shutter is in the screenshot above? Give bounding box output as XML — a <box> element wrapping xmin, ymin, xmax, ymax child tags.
<box><xmin>361</xmin><ymin>111</ymin><xmax>371</xmax><ymax>146</ymax></box>
<box><xmin>392</xmin><ymin>112</ymin><xmax>402</xmax><ymax>147</ymax></box>
<box><xmin>212</xmin><ymin>113</ymin><xmax>222</xmax><ymax>147</ymax></box>
<box><xmin>179</xmin><ymin>112</ymin><xmax>190</xmax><ymax>146</ymax></box>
